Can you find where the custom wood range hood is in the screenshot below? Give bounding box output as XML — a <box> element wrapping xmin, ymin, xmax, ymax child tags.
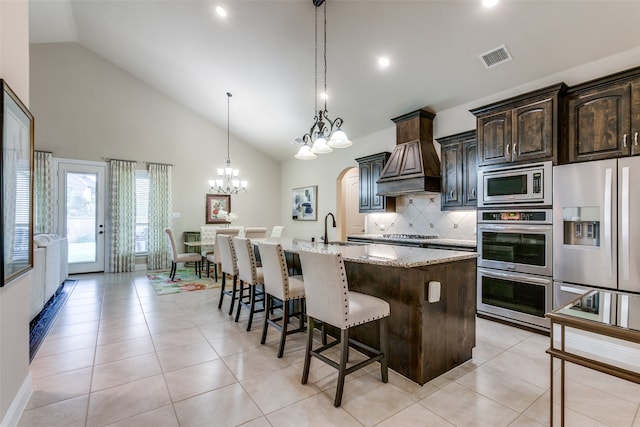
<box><xmin>376</xmin><ymin>108</ymin><xmax>441</xmax><ymax>196</ymax></box>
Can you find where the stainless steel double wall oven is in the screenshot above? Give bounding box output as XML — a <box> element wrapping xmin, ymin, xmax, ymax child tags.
<box><xmin>477</xmin><ymin>161</ymin><xmax>553</xmax><ymax>330</ymax></box>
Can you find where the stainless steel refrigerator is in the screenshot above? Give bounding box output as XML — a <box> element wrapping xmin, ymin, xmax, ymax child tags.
<box><xmin>553</xmin><ymin>158</ymin><xmax>640</xmax><ymax>306</ymax></box>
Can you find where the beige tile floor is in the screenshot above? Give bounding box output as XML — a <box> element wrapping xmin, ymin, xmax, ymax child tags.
<box><xmin>19</xmin><ymin>271</ymin><xmax>640</xmax><ymax>427</ymax></box>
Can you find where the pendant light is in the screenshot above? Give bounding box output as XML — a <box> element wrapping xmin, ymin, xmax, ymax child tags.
<box><xmin>294</xmin><ymin>0</ymin><xmax>352</xmax><ymax>160</ymax></box>
<box><xmin>208</xmin><ymin>92</ymin><xmax>248</xmax><ymax>194</ymax></box>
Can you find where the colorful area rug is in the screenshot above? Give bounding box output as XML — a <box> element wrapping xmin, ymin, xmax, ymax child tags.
<box><xmin>147</xmin><ymin>268</ymin><xmax>220</xmax><ymax>295</ymax></box>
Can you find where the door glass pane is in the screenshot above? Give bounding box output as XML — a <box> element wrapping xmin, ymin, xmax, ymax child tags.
<box><xmin>66</xmin><ymin>172</ymin><xmax>97</xmax><ymax>263</ymax></box>
<box><xmin>486</xmin><ymin>175</ymin><xmax>527</xmax><ymax>196</ymax></box>
<box><xmin>481</xmin><ymin>232</ymin><xmax>546</xmax><ymax>266</ymax></box>
<box><xmin>481</xmin><ymin>276</ymin><xmax>546</xmax><ymax>317</ymax></box>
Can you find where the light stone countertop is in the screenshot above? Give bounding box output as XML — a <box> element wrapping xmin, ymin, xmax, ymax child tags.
<box><xmin>347</xmin><ymin>234</ymin><xmax>477</xmax><ymax>249</ymax></box>
<box><xmin>253</xmin><ymin>237</ymin><xmax>477</xmax><ymax>268</ymax></box>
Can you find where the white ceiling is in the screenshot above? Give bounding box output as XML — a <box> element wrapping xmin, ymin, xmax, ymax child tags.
<box><xmin>29</xmin><ymin>0</ymin><xmax>640</xmax><ymax>162</ymax></box>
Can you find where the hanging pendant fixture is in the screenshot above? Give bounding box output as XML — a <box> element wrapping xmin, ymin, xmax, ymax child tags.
<box><xmin>208</xmin><ymin>92</ymin><xmax>248</xmax><ymax>194</ymax></box>
<box><xmin>294</xmin><ymin>0</ymin><xmax>352</xmax><ymax>160</ymax></box>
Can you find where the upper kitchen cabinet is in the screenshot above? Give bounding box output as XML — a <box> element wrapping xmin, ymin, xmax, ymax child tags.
<box><xmin>356</xmin><ymin>152</ymin><xmax>396</xmax><ymax>213</ymax></box>
<box><xmin>565</xmin><ymin>67</ymin><xmax>640</xmax><ymax>163</ymax></box>
<box><xmin>437</xmin><ymin>130</ymin><xmax>477</xmax><ymax>210</ymax></box>
<box><xmin>471</xmin><ymin>83</ymin><xmax>567</xmax><ymax>167</ymax></box>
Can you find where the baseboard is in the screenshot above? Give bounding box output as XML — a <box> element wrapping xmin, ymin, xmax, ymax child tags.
<box><xmin>0</xmin><ymin>372</ymin><xmax>32</xmax><ymax>427</ymax></box>
<box><xmin>135</xmin><ymin>263</ymin><xmax>148</xmax><ymax>271</ymax></box>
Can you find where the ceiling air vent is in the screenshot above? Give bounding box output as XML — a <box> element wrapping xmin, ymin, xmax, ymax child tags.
<box><xmin>479</xmin><ymin>45</ymin><xmax>512</xmax><ymax>69</ymax></box>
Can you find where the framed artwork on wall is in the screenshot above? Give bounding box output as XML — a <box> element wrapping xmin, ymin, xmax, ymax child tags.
<box><xmin>292</xmin><ymin>185</ymin><xmax>317</xmax><ymax>221</ymax></box>
<box><xmin>1</xmin><ymin>80</ymin><xmax>34</xmax><ymax>286</ymax></box>
<box><xmin>205</xmin><ymin>194</ymin><xmax>231</xmax><ymax>224</ymax></box>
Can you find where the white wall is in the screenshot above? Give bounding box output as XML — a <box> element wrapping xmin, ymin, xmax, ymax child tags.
<box><xmin>30</xmin><ymin>42</ymin><xmax>281</xmax><ymax>247</ymax></box>
<box><xmin>280</xmin><ymin>46</ymin><xmax>640</xmax><ymax>240</ymax></box>
<box><xmin>0</xmin><ymin>1</ymin><xmax>33</xmax><ymax>426</ymax></box>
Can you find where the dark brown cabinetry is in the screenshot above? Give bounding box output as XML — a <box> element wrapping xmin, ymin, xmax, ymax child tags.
<box><xmin>356</xmin><ymin>153</ymin><xmax>396</xmax><ymax>213</ymax></box>
<box><xmin>437</xmin><ymin>130</ymin><xmax>477</xmax><ymax>210</ymax></box>
<box><xmin>471</xmin><ymin>83</ymin><xmax>566</xmax><ymax>167</ymax></box>
<box><xmin>565</xmin><ymin>68</ymin><xmax>640</xmax><ymax>163</ymax></box>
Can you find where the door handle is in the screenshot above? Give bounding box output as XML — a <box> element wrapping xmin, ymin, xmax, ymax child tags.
<box><xmin>450</xmin><ymin>190</ymin><xmax>454</xmax><ymax>199</ymax></box>
<box><xmin>506</xmin><ymin>143</ymin><xmax>510</xmax><ymax>157</ymax></box>
<box><xmin>622</xmin><ymin>166</ymin><xmax>630</xmax><ymax>280</ymax></box>
<box><xmin>604</xmin><ymin>167</ymin><xmax>613</xmax><ymax>279</ymax></box>
<box><xmin>623</xmin><ymin>133</ymin><xmax>628</xmax><ymax>148</ymax></box>
<box><xmin>635</xmin><ymin>131</ymin><xmax>638</xmax><ymax>146</ymax></box>
<box><xmin>513</xmin><ymin>142</ymin><xmax>517</xmax><ymax>156</ymax></box>
<box><xmin>471</xmin><ymin>188</ymin><xmax>476</xmax><ymax>198</ymax></box>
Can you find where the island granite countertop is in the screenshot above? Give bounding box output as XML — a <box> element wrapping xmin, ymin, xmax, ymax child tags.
<box><xmin>347</xmin><ymin>234</ymin><xmax>477</xmax><ymax>250</ymax></box>
<box><xmin>254</xmin><ymin>237</ymin><xmax>477</xmax><ymax>268</ymax></box>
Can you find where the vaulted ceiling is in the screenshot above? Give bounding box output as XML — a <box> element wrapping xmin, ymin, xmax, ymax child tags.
<box><xmin>29</xmin><ymin>0</ymin><xmax>640</xmax><ymax>161</ymax></box>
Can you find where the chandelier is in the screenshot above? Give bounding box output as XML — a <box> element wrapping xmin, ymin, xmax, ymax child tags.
<box><xmin>209</xmin><ymin>92</ymin><xmax>248</xmax><ymax>194</ymax></box>
<box><xmin>294</xmin><ymin>0</ymin><xmax>352</xmax><ymax>160</ymax></box>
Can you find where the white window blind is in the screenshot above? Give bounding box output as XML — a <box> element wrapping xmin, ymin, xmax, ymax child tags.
<box><xmin>135</xmin><ymin>170</ymin><xmax>149</xmax><ymax>254</ymax></box>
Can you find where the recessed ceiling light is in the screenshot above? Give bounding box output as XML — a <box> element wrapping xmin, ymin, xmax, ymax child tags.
<box><xmin>216</xmin><ymin>6</ymin><xmax>227</xmax><ymax>17</ymax></box>
<box><xmin>320</xmin><ymin>92</ymin><xmax>329</xmax><ymax>100</ymax></box>
<box><xmin>482</xmin><ymin>0</ymin><xmax>499</xmax><ymax>7</ymax></box>
<box><xmin>378</xmin><ymin>57</ymin><xmax>390</xmax><ymax>68</ymax></box>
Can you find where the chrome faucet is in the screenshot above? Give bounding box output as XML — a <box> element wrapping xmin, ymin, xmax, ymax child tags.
<box><xmin>324</xmin><ymin>212</ymin><xmax>336</xmax><ymax>245</ymax></box>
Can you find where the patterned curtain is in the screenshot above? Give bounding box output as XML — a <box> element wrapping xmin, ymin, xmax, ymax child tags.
<box><xmin>34</xmin><ymin>151</ymin><xmax>54</xmax><ymax>234</ymax></box>
<box><xmin>108</xmin><ymin>159</ymin><xmax>137</xmax><ymax>272</ymax></box>
<box><xmin>147</xmin><ymin>163</ymin><xmax>172</xmax><ymax>270</ymax></box>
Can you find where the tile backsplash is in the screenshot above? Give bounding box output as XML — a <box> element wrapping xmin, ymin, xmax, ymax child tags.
<box><xmin>365</xmin><ymin>194</ymin><xmax>477</xmax><ymax>241</ymax></box>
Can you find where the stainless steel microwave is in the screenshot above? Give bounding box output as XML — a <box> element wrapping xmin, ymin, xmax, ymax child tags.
<box><xmin>477</xmin><ymin>161</ymin><xmax>552</xmax><ymax>207</ymax></box>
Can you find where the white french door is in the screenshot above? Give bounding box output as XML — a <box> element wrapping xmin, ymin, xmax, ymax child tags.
<box><xmin>56</xmin><ymin>160</ymin><xmax>106</xmax><ymax>273</ymax></box>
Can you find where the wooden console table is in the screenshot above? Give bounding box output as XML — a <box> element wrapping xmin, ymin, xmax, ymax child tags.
<box><xmin>546</xmin><ymin>290</ymin><xmax>640</xmax><ymax>426</ymax></box>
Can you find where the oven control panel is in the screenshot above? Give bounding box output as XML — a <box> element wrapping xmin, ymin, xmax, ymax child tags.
<box><xmin>479</xmin><ymin>209</ymin><xmax>552</xmax><ymax>224</ymax></box>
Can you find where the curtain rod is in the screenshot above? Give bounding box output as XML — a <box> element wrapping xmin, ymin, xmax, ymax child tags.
<box><xmin>101</xmin><ymin>157</ymin><xmax>173</xmax><ymax>167</ymax></box>
<box><xmin>35</xmin><ymin>150</ymin><xmax>53</xmax><ymax>154</ymax></box>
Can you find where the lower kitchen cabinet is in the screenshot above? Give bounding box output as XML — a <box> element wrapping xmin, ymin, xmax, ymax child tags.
<box><xmin>437</xmin><ymin>130</ymin><xmax>477</xmax><ymax>210</ymax></box>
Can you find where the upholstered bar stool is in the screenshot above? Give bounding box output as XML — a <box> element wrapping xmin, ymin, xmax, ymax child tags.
<box><xmin>298</xmin><ymin>250</ymin><xmax>390</xmax><ymax>407</ymax></box>
<box><xmin>217</xmin><ymin>234</ymin><xmax>239</xmax><ymax>315</ymax></box>
<box><xmin>205</xmin><ymin>228</ymin><xmax>240</xmax><ymax>280</ymax></box>
<box><xmin>270</xmin><ymin>226</ymin><xmax>284</xmax><ymax>238</ymax></box>
<box><xmin>233</xmin><ymin>237</ymin><xmax>265</xmax><ymax>331</ymax></box>
<box><xmin>164</xmin><ymin>228</ymin><xmax>202</xmax><ymax>280</ymax></box>
<box><xmin>243</xmin><ymin>227</ymin><xmax>267</xmax><ymax>239</ymax></box>
<box><xmin>257</xmin><ymin>242</ymin><xmax>306</xmax><ymax>358</ymax></box>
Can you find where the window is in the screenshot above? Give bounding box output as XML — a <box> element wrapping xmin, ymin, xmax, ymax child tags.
<box><xmin>135</xmin><ymin>170</ymin><xmax>149</xmax><ymax>254</ymax></box>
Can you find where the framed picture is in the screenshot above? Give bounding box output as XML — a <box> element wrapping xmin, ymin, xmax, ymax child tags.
<box><xmin>206</xmin><ymin>194</ymin><xmax>231</xmax><ymax>224</ymax></box>
<box><xmin>292</xmin><ymin>185</ymin><xmax>317</xmax><ymax>221</ymax></box>
<box><xmin>1</xmin><ymin>80</ymin><xmax>34</xmax><ymax>286</ymax></box>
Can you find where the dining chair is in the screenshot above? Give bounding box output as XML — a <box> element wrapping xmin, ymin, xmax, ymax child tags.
<box><xmin>270</xmin><ymin>226</ymin><xmax>285</xmax><ymax>238</ymax></box>
<box><xmin>297</xmin><ymin>249</ymin><xmax>390</xmax><ymax>407</ymax></box>
<box><xmin>257</xmin><ymin>242</ymin><xmax>306</xmax><ymax>358</ymax></box>
<box><xmin>164</xmin><ymin>228</ymin><xmax>202</xmax><ymax>280</ymax></box>
<box><xmin>233</xmin><ymin>237</ymin><xmax>265</xmax><ymax>331</ymax></box>
<box><xmin>217</xmin><ymin>234</ymin><xmax>239</xmax><ymax>315</ymax></box>
<box><xmin>204</xmin><ymin>228</ymin><xmax>240</xmax><ymax>280</ymax></box>
<box><xmin>244</xmin><ymin>227</ymin><xmax>268</xmax><ymax>239</ymax></box>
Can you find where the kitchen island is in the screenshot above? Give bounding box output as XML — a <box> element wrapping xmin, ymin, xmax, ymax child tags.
<box><xmin>256</xmin><ymin>238</ymin><xmax>478</xmax><ymax>385</ymax></box>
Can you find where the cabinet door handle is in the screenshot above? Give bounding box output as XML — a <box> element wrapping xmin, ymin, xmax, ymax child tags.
<box><xmin>623</xmin><ymin>133</ymin><xmax>628</xmax><ymax>148</ymax></box>
<box><xmin>449</xmin><ymin>190</ymin><xmax>454</xmax><ymax>199</ymax></box>
<box><xmin>635</xmin><ymin>132</ymin><xmax>638</xmax><ymax>146</ymax></box>
<box><xmin>506</xmin><ymin>143</ymin><xmax>510</xmax><ymax>157</ymax></box>
<box><xmin>513</xmin><ymin>142</ymin><xmax>517</xmax><ymax>156</ymax></box>
<box><xmin>471</xmin><ymin>188</ymin><xmax>476</xmax><ymax>198</ymax></box>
